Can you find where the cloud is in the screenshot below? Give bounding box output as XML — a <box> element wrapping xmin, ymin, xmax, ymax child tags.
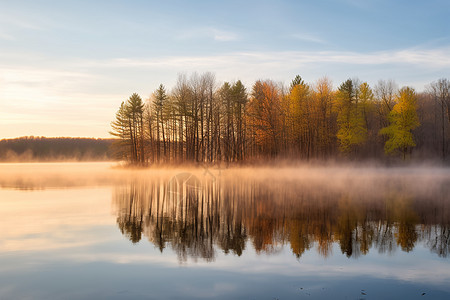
<box><xmin>176</xmin><ymin>27</ymin><xmax>239</xmax><ymax>42</ymax></box>
<box><xmin>100</xmin><ymin>46</ymin><xmax>450</xmax><ymax>70</ymax></box>
<box><xmin>0</xmin><ymin>12</ymin><xmax>45</xmax><ymax>31</ymax></box>
<box><xmin>237</xmin><ymin>48</ymin><xmax>450</xmax><ymax>68</ymax></box>
<box><xmin>291</xmin><ymin>33</ymin><xmax>326</xmax><ymax>44</ymax></box>
<box><xmin>90</xmin><ymin>46</ymin><xmax>450</xmax><ymax>91</ymax></box>
<box><xmin>0</xmin><ymin>31</ymin><xmax>14</xmax><ymax>41</ymax></box>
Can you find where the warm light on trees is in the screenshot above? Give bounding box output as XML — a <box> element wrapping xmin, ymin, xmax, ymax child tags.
<box><xmin>380</xmin><ymin>87</ymin><xmax>420</xmax><ymax>159</ymax></box>
<box><xmin>110</xmin><ymin>93</ymin><xmax>145</xmax><ymax>164</ymax></box>
<box><xmin>110</xmin><ymin>74</ymin><xmax>449</xmax><ymax>164</ymax></box>
<box><xmin>335</xmin><ymin>79</ymin><xmax>367</xmax><ymax>153</ymax></box>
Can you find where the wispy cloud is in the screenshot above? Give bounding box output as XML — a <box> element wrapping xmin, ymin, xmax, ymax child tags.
<box><xmin>3</xmin><ymin>46</ymin><xmax>448</xmax><ymax>101</ymax></box>
<box><xmin>0</xmin><ymin>31</ymin><xmax>14</xmax><ymax>41</ymax></box>
<box><xmin>176</xmin><ymin>27</ymin><xmax>239</xmax><ymax>42</ymax></box>
<box><xmin>0</xmin><ymin>12</ymin><xmax>45</xmax><ymax>43</ymax></box>
<box><xmin>0</xmin><ymin>13</ymin><xmax>44</xmax><ymax>30</ymax></box>
<box><xmin>96</xmin><ymin>46</ymin><xmax>450</xmax><ymax>75</ymax></box>
<box><xmin>291</xmin><ymin>33</ymin><xmax>326</xmax><ymax>44</ymax></box>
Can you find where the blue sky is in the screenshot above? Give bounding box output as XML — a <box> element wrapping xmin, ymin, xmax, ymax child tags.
<box><xmin>0</xmin><ymin>0</ymin><xmax>449</xmax><ymax>138</ymax></box>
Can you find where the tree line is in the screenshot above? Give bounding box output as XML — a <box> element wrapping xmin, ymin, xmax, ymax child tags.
<box><xmin>0</xmin><ymin>137</ymin><xmax>114</xmax><ymax>161</ymax></box>
<box><xmin>110</xmin><ymin>73</ymin><xmax>450</xmax><ymax>164</ymax></box>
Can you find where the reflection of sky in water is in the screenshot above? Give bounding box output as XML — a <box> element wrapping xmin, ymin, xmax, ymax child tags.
<box><xmin>1</xmin><ymin>163</ymin><xmax>450</xmax><ymax>299</ymax></box>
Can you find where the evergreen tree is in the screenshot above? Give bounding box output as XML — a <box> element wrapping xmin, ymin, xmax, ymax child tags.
<box><xmin>109</xmin><ymin>102</ymin><xmax>130</xmax><ymax>160</ymax></box>
<box><xmin>110</xmin><ymin>93</ymin><xmax>145</xmax><ymax>164</ymax></box>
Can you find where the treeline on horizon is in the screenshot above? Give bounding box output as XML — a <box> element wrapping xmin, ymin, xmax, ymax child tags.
<box><xmin>0</xmin><ymin>137</ymin><xmax>115</xmax><ymax>162</ymax></box>
<box><xmin>110</xmin><ymin>73</ymin><xmax>450</xmax><ymax>165</ymax></box>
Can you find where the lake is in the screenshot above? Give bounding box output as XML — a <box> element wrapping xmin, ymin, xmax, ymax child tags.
<box><xmin>1</xmin><ymin>162</ymin><xmax>449</xmax><ymax>299</ymax></box>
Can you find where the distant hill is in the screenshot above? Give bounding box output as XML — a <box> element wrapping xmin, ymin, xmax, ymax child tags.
<box><xmin>0</xmin><ymin>137</ymin><xmax>116</xmax><ymax>162</ymax></box>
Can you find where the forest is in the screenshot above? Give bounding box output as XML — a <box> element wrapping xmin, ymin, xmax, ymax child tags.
<box><xmin>111</xmin><ymin>74</ymin><xmax>450</xmax><ymax>165</ymax></box>
<box><xmin>0</xmin><ymin>137</ymin><xmax>114</xmax><ymax>161</ymax></box>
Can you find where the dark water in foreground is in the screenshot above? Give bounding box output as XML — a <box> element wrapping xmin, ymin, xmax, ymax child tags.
<box><xmin>1</xmin><ymin>163</ymin><xmax>449</xmax><ymax>299</ymax></box>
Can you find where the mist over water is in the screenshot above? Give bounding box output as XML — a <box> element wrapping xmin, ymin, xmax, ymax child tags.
<box><xmin>1</xmin><ymin>161</ymin><xmax>449</xmax><ymax>190</ymax></box>
<box><xmin>1</xmin><ymin>162</ymin><xmax>450</xmax><ymax>299</ymax></box>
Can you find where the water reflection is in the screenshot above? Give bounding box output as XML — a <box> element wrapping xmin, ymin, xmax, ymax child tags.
<box><xmin>112</xmin><ymin>172</ymin><xmax>450</xmax><ymax>262</ymax></box>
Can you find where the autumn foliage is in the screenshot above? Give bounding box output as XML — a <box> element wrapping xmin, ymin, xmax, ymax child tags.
<box><xmin>110</xmin><ymin>73</ymin><xmax>450</xmax><ymax>164</ymax></box>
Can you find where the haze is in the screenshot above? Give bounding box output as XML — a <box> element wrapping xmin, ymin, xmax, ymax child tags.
<box><xmin>0</xmin><ymin>162</ymin><xmax>448</xmax><ymax>194</ymax></box>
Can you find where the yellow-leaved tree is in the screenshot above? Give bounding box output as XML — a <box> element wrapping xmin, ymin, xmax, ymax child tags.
<box><xmin>380</xmin><ymin>87</ymin><xmax>420</xmax><ymax>159</ymax></box>
<box><xmin>335</xmin><ymin>79</ymin><xmax>367</xmax><ymax>153</ymax></box>
<box><xmin>287</xmin><ymin>75</ymin><xmax>312</xmax><ymax>157</ymax></box>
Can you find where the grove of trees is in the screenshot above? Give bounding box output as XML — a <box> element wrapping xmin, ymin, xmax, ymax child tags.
<box><xmin>110</xmin><ymin>73</ymin><xmax>450</xmax><ymax>165</ymax></box>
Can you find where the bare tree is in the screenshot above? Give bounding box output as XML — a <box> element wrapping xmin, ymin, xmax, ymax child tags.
<box><xmin>427</xmin><ymin>78</ymin><xmax>450</xmax><ymax>160</ymax></box>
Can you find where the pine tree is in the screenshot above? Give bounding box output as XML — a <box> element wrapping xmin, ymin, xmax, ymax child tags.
<box><xmin>110</xmin><ymin>93</ymin><xmax>145</xmax><ymax>164</ymax></box>
<box><xmin>109</xmin><ymin>102</ymin><xmax>130</xmax><ymax>160</ymax></box>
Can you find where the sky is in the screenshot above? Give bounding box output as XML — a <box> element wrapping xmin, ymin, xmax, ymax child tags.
<box><xmin>0</xmin><ymin>0</ymin><xmax>449</xmax><ymax>138</ymax></box>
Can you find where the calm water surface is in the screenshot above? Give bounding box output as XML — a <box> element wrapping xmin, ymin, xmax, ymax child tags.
<box><xmin>1</xmin><ymin>162</ymin><xmax>449</xmax><ymax>299</ymax></box>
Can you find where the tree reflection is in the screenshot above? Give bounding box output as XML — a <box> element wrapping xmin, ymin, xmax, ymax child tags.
<box><xmin>112</xmin><ymin>174</ymin><xmax>450</xmax><ymax>262</ymax></box>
